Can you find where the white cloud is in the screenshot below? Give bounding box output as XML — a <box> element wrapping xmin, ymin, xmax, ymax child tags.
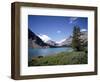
<box><xmin>80</xmin><ymin>29</ymin><xmax>87</xmax><ymax>32</ymax></box>
<box><xmin>57</xmin><ymin>30</ymin><xmax>61</xmax><ymax>33</ymax></box>
<box><xmin>38</xmin><ymin>34</ymin><xmax>51</xmax><ymax>42</ymax></box>
<box><xmin>69</xmin><ymin>17</ymin><xmax>78</xmax><ymax>24</ymax></box>
<box><xmin>56</xmin><ymin>38</ymin><xmax>66</xmax><ymax>44</ymax></box>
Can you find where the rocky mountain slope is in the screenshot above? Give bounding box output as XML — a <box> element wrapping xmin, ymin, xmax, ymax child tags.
<box><xmin>28</xmin><ymin>29</ymin><xmax>50</xmax><ymax>48</ymax></box>
<box><xmin>46</xmin><ymin>40</ymin><xmax>58</xmax><ymax>46</ymax></box>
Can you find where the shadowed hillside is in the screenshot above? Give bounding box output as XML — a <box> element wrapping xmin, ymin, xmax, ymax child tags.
<box><xmin>28</xmin><ymin>29</ymin><xmax>55</xmax><ymax>48</ymax></box>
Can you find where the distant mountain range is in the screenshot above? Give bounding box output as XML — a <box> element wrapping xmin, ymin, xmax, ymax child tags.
<box><xmin>59</xmin><ymin>35</ymin><xmax>72</xmax><ymax>47</ymax></box>
<box><xmin>46</xmin><ymin>40</ymin><xmax>58</xmax><ymax>46</ymax></box>
<box><xmin>28</xmin><ymin>28</ymin><xmax>87</xmax><ymax>48</ymax></box>
<box><xmin>28</xmin><ymin>29</ymin><xmax>56</xmax><ymax>48</ymax></box>
<box><xmin>59</xmin><ymin>31</ymin><xmax>87</xmax><ymax>47</ymax></box>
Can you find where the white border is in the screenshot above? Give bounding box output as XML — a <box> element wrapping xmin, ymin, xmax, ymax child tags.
<box><xmin>20</xmin><ymin>7</ymin><xmax>95</xmax><ymax>75</ymax></box>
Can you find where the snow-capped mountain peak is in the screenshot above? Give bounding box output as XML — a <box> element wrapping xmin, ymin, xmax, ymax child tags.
<box><xmin>56</xmin><ymin>38</ymin><xmax>66</xmax><ymax>44</ymax></box>
<box><xmin>46</xmin><ymin>40</ymin><xmax>57</xmax><ymax>46</ymax></box>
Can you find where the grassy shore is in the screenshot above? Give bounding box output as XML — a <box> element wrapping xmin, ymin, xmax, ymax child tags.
<box><xmin>28</xmin><ymin>51</ymin><xmax>87</xmax><ymax>66</ymax></box>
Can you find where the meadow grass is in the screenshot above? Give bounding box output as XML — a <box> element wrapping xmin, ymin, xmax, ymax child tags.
<box><xmin>28</xmin><ymin>51</ymin><xmax>87</xmax><ymax>66</ymax></box>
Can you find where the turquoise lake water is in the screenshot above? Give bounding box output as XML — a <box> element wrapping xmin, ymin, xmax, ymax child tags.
<box><xmin>28</xmin><ymin>47</ymin><xmax>73</xmax><ymax>61</ymax></box>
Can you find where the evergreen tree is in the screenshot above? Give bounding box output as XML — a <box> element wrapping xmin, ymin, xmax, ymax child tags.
<box><xmin>72</xmin><ymin>26</ymin><xmax>82</xmax><ymax>51</ymax></box>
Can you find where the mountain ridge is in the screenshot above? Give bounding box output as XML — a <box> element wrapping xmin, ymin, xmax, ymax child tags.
<box><xmin>28</xmin><ymin>29</ymin><xmax>56</xmax><ymax>48</ymax></box>
<box><xmin>28</xmin><ymin>28</ymin><xmax>87</xmax><ymax>48</ymax></box>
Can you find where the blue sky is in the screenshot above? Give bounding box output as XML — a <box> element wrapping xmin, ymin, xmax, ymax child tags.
<box><xmin>28</xmin><ymin>15</ymin><xmax>88</xmax><ymax>43</ymax></box>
